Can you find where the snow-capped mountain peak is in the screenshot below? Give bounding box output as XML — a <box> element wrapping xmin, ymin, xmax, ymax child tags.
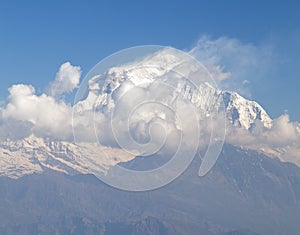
<box><xmin>0</xmin><ymin>49</ymin><xmax>281</xmax><ymax>179</ymax></box>
<box><xmin>221</xmin><ymin>91</ymin><xmax>272</xmax><ymax>129</ymax></box>
<box><xmin>76</xmin><ymin>49</ymin><xmax>272</xmax><ymax>131</ymax></box>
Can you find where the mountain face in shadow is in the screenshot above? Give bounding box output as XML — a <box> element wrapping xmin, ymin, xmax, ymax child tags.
<box><xmin>0</xmin><ymin>144</ymin><xmax>299</xmax><ymax>235</ymax></box>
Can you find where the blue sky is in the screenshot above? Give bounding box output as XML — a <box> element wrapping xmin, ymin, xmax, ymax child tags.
<box><xmin>0</xmin><ymin>0</ymin><xmax>299</xmax><ymax>120</ymax></box>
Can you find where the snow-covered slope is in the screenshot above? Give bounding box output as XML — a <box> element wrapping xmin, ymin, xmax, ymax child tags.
<box><xmin>222</xmin><ymin>91</ymin><xmax>272</xmax><ymax>129</ymax></box>
<box><xmin>0</xmin><ymin>49</ymin><xmax>283</xmax><ymax>179</ymax></box>
<box><xmin>0</xmin><ymin>135</ymin><xmax>137</xmax><ymax>179</ymax></box>
<box><xmin>76</xmin><ymin>49</ymin><xmax>272</xmax><ymax>130</ymax></box>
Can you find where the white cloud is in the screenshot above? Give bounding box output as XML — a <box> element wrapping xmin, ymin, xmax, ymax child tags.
<box><xmin>224</xmin><ymin>114</ymin><xmax>300</xmax><ymax>166</ymax></box>
<box><xmin>190</xmin><ymin>35</ymin><xmax>275</xmax><ymax>98</ymax></box>
<box><xmin>188</xmin><ymin>36</ymin><xmax>300</xmax><ymax>163</ymax></box>
<box><xmin>88</xmin><ymin>79</ymin><xmax>200</xmax><ymax>156</ymax></box>
<box><xmin>47</xmin><ymin>62</ymin><xmax>81</xmax><ymax>97</ymax></box>
<box><xmin>0</xmin><ymin>84</ymin><xmax>73</xmax><ymax>140</ymax></box>
<box><xmin>0</xmin><ymin>44</ymin><xmax>298</xmax><ymax>169</ymax></box>
<box><xmin>0</xmin><ymin>62</ymin><xmax>82</xmax><ymax>140</ymax></box>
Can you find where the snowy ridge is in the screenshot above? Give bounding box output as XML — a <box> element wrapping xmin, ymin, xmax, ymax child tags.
<box><xmin>222</xmin><ymin>91</ymin><xmax>272</xmax><ymax>129</ymax></box>
<box><xmin>0</xmin><ymin>49</ymin><xmax>278</xmax><ymax>178</ymax></box>
<box><xmin>76</xmin><ymin>49</ymin><xmax>273</xmax><ymax>130</ymax></box>
<box><xmin>0</xmin><ymin>135</ymin><xmax>137</xmax><ymax>179</ymax></box>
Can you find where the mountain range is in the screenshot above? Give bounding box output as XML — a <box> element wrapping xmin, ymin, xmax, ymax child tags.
<box><xmin>0</xmin><ymin>49</ymin><xmax>299</xmax><ymax>234</ymax></box>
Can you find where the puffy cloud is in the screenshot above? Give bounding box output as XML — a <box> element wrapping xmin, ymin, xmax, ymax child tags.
<box><xmin>84</xmin><ymin>78</ymin><xmax>202</xmax><ymax>157</ymax></box>
<box><xmin>244</xmin><ymin>114</ymin><xmax>298</xmax><ymax>148</ymax></box>
<box><xmin>47</xmin><ymin>62</ymin><xmax>81</xmax><ymax>97</ymax></box>
<box><xmin>224</xmin><ymin>114</ymin><xmax>300</xmax><ymax>166</ymax></box>
<box><xmin>0</xmin><ymin>84</ymin><xmax>73</xmax><ymax>141</ymax></box>
<box><xmin>0</xmin><ymin>62</ymin><xmax>82</xmax><ymax>140</ymax></box>
<box><xmin>188</xmin><ymin>36</ymin><xmax>299</xmax><ymax>164</ymax></box>
<box><xmin>0</xmin><ymin>44</ymin><xmax>298</xmax><ymax>169</ymax></box>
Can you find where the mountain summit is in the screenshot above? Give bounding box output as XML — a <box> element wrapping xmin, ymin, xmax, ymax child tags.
<box><xmin>76</xmin><ymin>48</ymin><xmax>272</xmax><ymax>130</ymax></box>
<box><xmin>0</xmin><ymin>49</ymin><xmax>297</xmax><ymax>179</ymax></box>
